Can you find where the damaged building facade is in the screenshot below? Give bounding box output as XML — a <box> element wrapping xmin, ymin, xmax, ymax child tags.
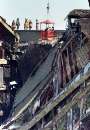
<box><xmin>0</xmin><ymin>17</ymin><xmax>20</xmax><ymax>124</ymax></box>
<box><xmin>1</xmin><ymin>10</ymin><xmax>90</xmax><ymax>130</ymax></box>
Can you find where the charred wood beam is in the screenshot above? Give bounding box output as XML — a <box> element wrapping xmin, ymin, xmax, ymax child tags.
<box><xmin>71</xmin><ymin>42</ymin><xmax>79</xmax><ymax>74</ymax></box>
<box><xmin>58</xmin><ymin>54</ymin><xmax>63</xmax><ymax>89</ymax></box>
<box><xmin>62</xmin><ymin>51</ymin><xmax>69</xmax><ymax>83</ymax></box>
<box><xmin>66</xmin><ymin>47</ymin><xmax>72</xmax><ymax>80</ymax></box>
<box><xmin>43</xmin><ymin>84</ymin><xmax>90</xmax><ymax>130</ymax></box>
<box><xmin>61</xmin><ymin>53</ymin><xmax>66</xmax><ymax>87</ymax></box>
<box><xmin>70</xmin><ymin>42</ymin><xmax>76</xmax><ymax>76</ymax></box>
<box><xmin>17</xmin><ymin>62</ymin><xmax>90</xmax><ymax>130</ymax></box>
<box><xmin>61</xmin><ymin>34</ymin><xmax>77</xmax><ymax>52</ymax></box>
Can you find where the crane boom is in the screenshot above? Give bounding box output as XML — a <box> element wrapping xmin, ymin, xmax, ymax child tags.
<box><xmin>88</xmin><ymin>0</ymin><xmax>90</xmax><ymax>6</ymax></box>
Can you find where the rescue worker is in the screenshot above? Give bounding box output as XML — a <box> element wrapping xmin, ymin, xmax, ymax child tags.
<box><xmin>24</xmin><ymin>18</ymin><xmax>29</xmax><ymax>30</ymax></box>
<box><xmin>29</xmin><ymin>19</ymin><xmax>32</xmax><ymax>30</ymax></box>
<box><xmin>11</xmin><ymin>20</ymin><xmax>16</xmax><ymax>30</ymax></box>
<box><xmin>16</xmin><ymin>18</ymin><xmax>20</xmax><ymax>30</ymax></box>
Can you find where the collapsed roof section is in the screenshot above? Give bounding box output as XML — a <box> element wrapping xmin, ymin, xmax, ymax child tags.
<box><xmin>13</xmin><ymin>45</ymin><xmax>58</xmax><ymax>118</ymax></box>
<box><xmin>18</xmin><ymin>44</ymin><xmax>52</xmax><ymax>83</ymax></box>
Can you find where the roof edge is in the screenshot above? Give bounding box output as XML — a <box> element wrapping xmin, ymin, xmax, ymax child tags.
<box><xmin>0</xmin><ymin>16</ymin><xmax>20</xmax><ymax>41</ymax></box>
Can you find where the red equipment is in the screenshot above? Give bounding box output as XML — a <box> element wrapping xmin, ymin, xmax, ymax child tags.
<box><xmin>40</xmin><ymin>19</ymin><xmax>57</xmax><ymax>42</ymax></box>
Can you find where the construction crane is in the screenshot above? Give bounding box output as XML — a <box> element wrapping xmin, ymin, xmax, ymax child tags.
<box><xmin>39</xmin><ymin>0</ymin><xmax>57</xmax><ymax>44</ymax></box>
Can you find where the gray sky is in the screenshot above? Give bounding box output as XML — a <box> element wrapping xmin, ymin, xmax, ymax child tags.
<box><xmin>0</xmin><ymin>0</ymin><xmax>89</xmax><ymax>29</ymax></box>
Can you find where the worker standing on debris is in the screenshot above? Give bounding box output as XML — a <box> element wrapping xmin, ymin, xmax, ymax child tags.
<box><xmin>16</xmin><ymin>18</ymin><xmax>20</xmax><ymax>30</ymax></box>
<box><xmin>11</xmin><ymin>20</ymin><xmax>16</xmax><ymax>30</ymax></box>
<box><xmin>24</xmin><ymin>18</ymin><xmax>29</xmax><ymax>30</ymax></box>
<box><xmin>29</xmin><ymin>19</ymin><xmax>32</xmax><ymax>30</ymax></box>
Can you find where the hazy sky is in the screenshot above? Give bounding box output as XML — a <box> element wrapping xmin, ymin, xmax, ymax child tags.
<box><xmin>0</xmin><ymin>0</ymin><xmax>89</xmax><ymax>29</ymax></box>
